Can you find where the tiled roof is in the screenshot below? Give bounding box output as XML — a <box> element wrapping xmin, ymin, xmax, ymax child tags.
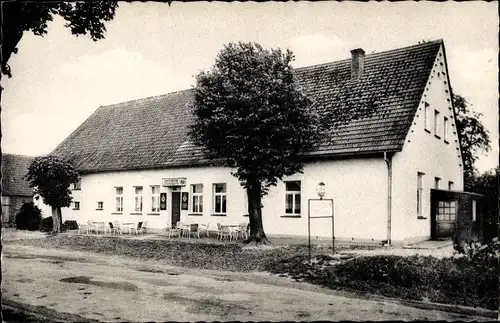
<box><xmin>1</xmin><ymin>154</ymin><xmax>36</xmax><ymax>196</ymax></box>
<box><xmin>52</xmin><ymin>40</ymin><xmax>443</xmax><ymax>173</ymax></box>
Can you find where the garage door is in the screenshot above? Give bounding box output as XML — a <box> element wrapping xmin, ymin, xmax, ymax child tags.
<box><xmin>435</xmin><ymin>200</ymin><xmax>457</xmax><ymax>238</ymax></box>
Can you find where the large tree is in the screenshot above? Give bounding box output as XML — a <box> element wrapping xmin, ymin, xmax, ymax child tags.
<box><xmin>190</xmin><ymin>42</ymin><xmax>368</xmax><ymax>245</ymax></box>
<box><xmin>1</xmin><ymin>1</ymin><xmax>119</xmax><ymax>78</ymax></box>
<box><xmin>453</xmin><ymin>94</ymin><xmax>491</xmax><ymax>189</ymax></box>
<box><xmin>25</xmin><ymin>156</ymin><xmax>79</xmax><ymax>234</ymax></box>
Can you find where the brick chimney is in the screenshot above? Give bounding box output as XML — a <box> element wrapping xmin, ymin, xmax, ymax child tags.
<box><xmin>350</xmin><ymin>48</ymin><xmax>365</xmax><ymax>80</ymax></box>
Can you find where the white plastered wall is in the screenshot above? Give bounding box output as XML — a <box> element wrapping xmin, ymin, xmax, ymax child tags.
<box><xmin>53</xmin><ymin>157</ymin><xmax>389</xmax><ymax>241</ymax></box>
<box><xmin>391</xmin><ymin>44</ymin><xmax>464</xmax><ymax>243</ymax></box>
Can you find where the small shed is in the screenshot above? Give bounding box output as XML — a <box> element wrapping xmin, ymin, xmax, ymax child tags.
<box><xmin>430</xmin><ymin>189</ymin><xmax>484</xmax><ymax>243</ymax></box>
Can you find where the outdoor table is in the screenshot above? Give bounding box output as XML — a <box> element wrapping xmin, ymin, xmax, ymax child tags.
<box><xmin>121</xmin><ymin>222</ymin><xmax>136</xmax><ymax>234</ymax></box>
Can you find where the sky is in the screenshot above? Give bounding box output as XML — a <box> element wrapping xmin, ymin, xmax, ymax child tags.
<box><xmin>2</xmin><ymin>1</ymin><xmax>498</xmax><ymax>173</ymax></box>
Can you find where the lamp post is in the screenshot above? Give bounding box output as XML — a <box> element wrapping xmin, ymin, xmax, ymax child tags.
<box><xmin>316</xmin><ymin>182</ymin><xmax>326</xmax><ymax>199</ymax></box>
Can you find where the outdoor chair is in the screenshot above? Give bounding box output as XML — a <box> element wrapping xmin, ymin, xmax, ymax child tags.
<box><xmin>95</xmin><ymin>221</ymin><xmax>106</xmax><ymax>234</ymax></box>
<box><xmin>108</xmin><ymin>222</ymin><xmax>121</xmax><ymax>235</ymax></box>
<box><xmin>139</xmin><ymin>221</ymin><xmax>148</xmax><ymax>235</ymax></box>
<box><xmin>181</xmin><ymin>223</ymin><xmax>191</xmax><ymax>238</ymax></box>
<box><xmin>228</xmin><ymin>226</ymin><xmax>239</xmax><ymax>240</ymax></box>
<box><xmin>189</xmin><ymin>223</ymin><xmax>200</xmax><ymax>238</ymax></box>
<box><xmin>78</xmin><ymin>222</ymin><xmax>89</xmax><ymax>234</ymax></box>
<box><xmin>113</xmin><ymin>221</ymin><xmax>123</xmax><ymax>235</ymax></box>
<box><xmin>88</xmin><ymin>221</ymin><xmax>98</xmax><ymax>234</ymax></box>
<box><xmin>219</xmin><ymin>225</ymin><xmax>232</xmax><ymax>241</ymax></box>
<box><xmin>165</xmin><ymin>224</ymin><xmax>181</xmax><ymax>238</ymax></box>
<box><xmin>216</xmin><ymin>223</ymin><xmax>223</xmax><ymax>240</ymax></box>
<box><xmin>199</xmin><ymin>222</ymin><xmax>210</xmax><ymax>237</ymax></box>
<box><xmin>237</xmin><ymin>223</ymin><xmax>249</xmax><ymax>240</ymax></box>
<box><xmin>133</xmin><ymin>222</ymin><xmax>143</xmax><ymax>235</ymax></box>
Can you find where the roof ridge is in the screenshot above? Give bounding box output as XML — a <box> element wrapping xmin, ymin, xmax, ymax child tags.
<box><xmin>295</xmin><ymin>39</ymin><xmax>443</xmax><ymax>71</ymax></box>
<box><xmin>2</xmin><ymin>153</ymin><xmax>39</xmax><ymax>158</ymax></box>
<box><xmin>101</xmin><ymin>88</ymin><xmax>195</xmax><ymax>109</ymax></box>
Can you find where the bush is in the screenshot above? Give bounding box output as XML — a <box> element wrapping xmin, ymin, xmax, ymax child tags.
<box><xmin>63</xmin><ymin>220</ymin><xmax>78</xmax><ymax>231</ymax></box>
<box><xmin>328</xmin><ymin>254</ymin><xmax>498</xmax><ymax>310</ymax></box>
<box><xmin>15</xmin><ymin>202</ymin><xmax>42</xmax><ymax>231</ymax></box>
<box><xmin>40</xmin><ymin>216</ymin><xmax>53</xmax><ymax>232</ymax></box>
<box><xmin>267</xmin><ymin>252</ymin><xmax>499</xmax><ymax>310</ymax></box>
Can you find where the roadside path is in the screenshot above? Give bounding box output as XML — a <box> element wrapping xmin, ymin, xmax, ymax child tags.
<box><xmin>2</xmin><ymin>244</ymin><xmax>489</xmax><ymax>322</ymax></box>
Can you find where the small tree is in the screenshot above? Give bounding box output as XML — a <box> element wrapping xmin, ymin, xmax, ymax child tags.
<box><xmin>190</xmin><ymin>42</ymin><xmax>366</xmax><ymax>245</ymax></box>
<box><xmin>453</xmin><ymin>94</ymin><xmax>491</xmax><ymax>189</ymax></box>
<box><xmin>25</xmin><ymin>156</ymin><xmax>79</xmax><ymax>234</ymax></box>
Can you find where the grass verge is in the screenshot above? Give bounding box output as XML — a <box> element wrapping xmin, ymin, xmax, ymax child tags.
<box><xmin>5</xmin><ymin>234</ymin><xmax>368</xmax><ymax>272</ymax></box>
<box><xmin>263</xmin><ymin>253</ymin><xmax>499</xmax><ymax>311</ymax></box>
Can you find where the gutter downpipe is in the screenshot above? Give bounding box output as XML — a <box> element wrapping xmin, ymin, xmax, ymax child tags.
<box><xmin>384</xmin><ymin>152</ymin><xmax>392</xmax><ymax>246</ymax></box>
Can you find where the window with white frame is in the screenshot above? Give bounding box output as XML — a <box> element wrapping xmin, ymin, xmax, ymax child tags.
<box><xmin>151</xmin><ymin>185</ymin><xmax>160</xmax><ymax>212</ymax></box>
<box><xmin>213</xmin><ymin>183</ymin><xmax>226</xmax><ymax>214</ymax></box>
<box><xmin>97</xmin><ymin>201</ymin><xmax>103</xmax><ymax>210</ymax></box>
<box><xmin>191</xmin><ymin>184</ymin><xmax>203</xmax><ymax>213</ymax></box>
<box><xmin>73</xmin><ymin>201</ymin><xmax>80</xmax><ymax>210</ymax></box>
<box><xmin>417</xmin><ymin>172</ymin><xmax>424</xmax><ymax>216</ymax></box>
<box><xmin>424</xmin><ymin>102</ymin><xmax>430</xmax><ymax>130</ymax></box>
<box><xmin>115</xmin><ymin>187</ymin><xmax>123</xmax><ymax>212</ymax></box>
<box><xmin>443</xmin><ymin>116</ymin><xmax>449</xmax><ymax>141</ymax></box>
<box><xmin>134</xmin><ymin>186</ymin><xmax>143</xmax><ymax>213</ymax></box>
<box><xmin>448</xmin><ymin>181</ymin><xmax>454</xmax><ymax>190</ymax></box>
<box><xmin>434</xmin><ymin>110</ymin><xmax>440</xmax><ymax>136</ymax></box>
<box><xmin>72</xmin><ymin>179</ymin><xmax>81</xmax><ymax>190</ymax></box>
<box><xmin>472</xmin><ymin>200</ymin><xmax>477</xmax><ymax>221</ymax></box>
<box><xmin>285</xmin><ymin>181</ymin><xmax>301</xmax><ymax>215</ymax></box>
<box><xmin>243</xmin><ymin>191</ymin><xmax>249</xmax><ymax>216</ymax></box>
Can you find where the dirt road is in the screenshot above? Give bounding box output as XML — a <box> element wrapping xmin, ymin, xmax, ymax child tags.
<box><xmin>2</xmin><ymin>244</ymin><xmax>488</xmax><ymax>322</ymax></box>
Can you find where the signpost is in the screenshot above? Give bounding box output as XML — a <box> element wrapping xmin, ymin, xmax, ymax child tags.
<box><xmin>308</xmin><ymin>182</ymin><xmax>335</xmax><ymax>263</ymax></box>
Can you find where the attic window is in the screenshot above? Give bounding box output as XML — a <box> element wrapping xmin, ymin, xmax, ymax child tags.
<box><xmin>434</xmin><ymin>110</ymin><xmax>440</xmax><ymax>136</ymax></box>
<box><xmin>424</xmin><ymin>102</ymin><xmax>431</xmax><ymax>131</ymax></box>
<box><xmin>72</xmin><ymin>179</ymin><xmax>81</xmax><ymax>190</ymax></box>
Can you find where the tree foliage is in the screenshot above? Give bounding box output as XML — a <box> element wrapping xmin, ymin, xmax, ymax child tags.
<box><xmin>1</xmin><ymin>1</ymin><xmax>118</xmax><ymax>77</ymax></box>
<box><xmin>25</xmin><ymin>156</ymin><xmax>79</xmax><ymax>233</ymax></box>
<box><xmin>191</xmin><ymin>42</ymin><xmax>322</xmax><ymax>194</ymax></box>
<box><xmin>470</xmin><ymin>167</ymin><xmax>499</xmax><ymax>242</ymax></box>
<box><xmin>453</xmin><ymin>94</ymin><xmax>491</xmax><ymax>189</ymax></box>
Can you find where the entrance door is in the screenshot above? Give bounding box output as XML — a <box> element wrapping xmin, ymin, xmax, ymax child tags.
<box><xmin>171</xmin><ymin>192</ymin><xmax>181</xmax><ymax>226</ymax></box>
<box><xmin>434</xmin><ymin>200</ymin><xmax>457</xmax><ymax>239</ymax></box>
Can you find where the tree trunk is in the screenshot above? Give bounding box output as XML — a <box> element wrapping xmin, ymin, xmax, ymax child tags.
<box><xmin>51</xmin><ymin>207</ymin><xmax>61</xmax><ymax>234</ymax></box>
<box><xmin>245</xmin><ymin>182</ymin><xmax>272</xmax><ymax>245</ymax></box>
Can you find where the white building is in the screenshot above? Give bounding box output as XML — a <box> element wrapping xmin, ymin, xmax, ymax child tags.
<box><xmin>47</xmin><ymin>40</ymin><xmax>466</xmax><ymax>245</ymax></box>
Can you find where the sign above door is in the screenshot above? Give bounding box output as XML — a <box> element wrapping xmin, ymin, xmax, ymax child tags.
<box><xmin>162</xmin><ymin>177</ymin><xmax>187</xmax><ymax>187</ymax></box>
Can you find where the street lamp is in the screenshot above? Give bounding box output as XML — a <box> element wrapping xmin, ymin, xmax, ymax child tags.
<box><xmin>316</xmin><ymin>182</ymin><xmax>326</xmax><ymax>199</ymax></box>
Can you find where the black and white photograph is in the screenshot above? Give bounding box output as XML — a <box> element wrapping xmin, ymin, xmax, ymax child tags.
<box><xmin>1</xmin><ymin>1</ymin><xmax>498</xmax><ymax>321</ymax></box>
